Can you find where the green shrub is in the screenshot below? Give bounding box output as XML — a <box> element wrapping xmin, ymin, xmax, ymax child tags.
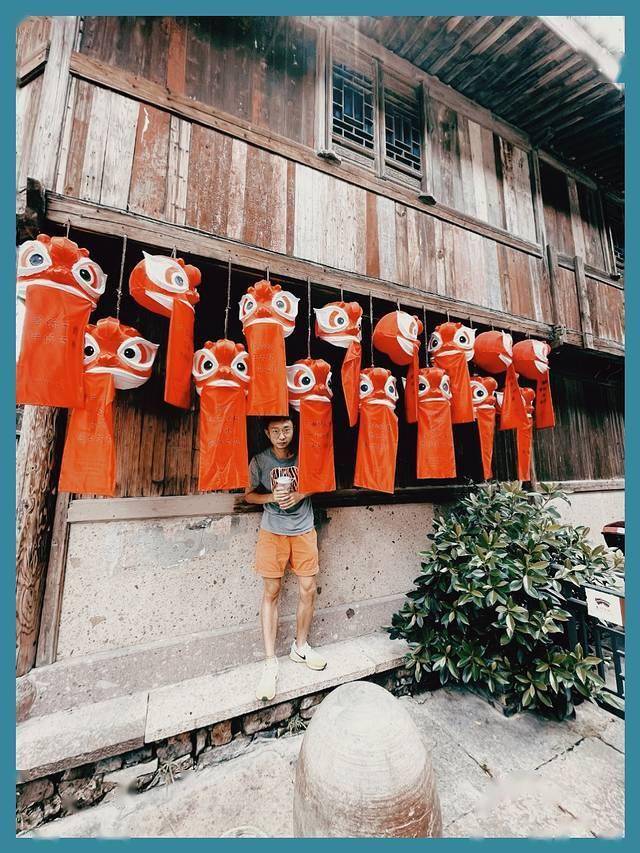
<box><xmin>387</xmin><ymin>482</ymin><xmax>624</xmax><ymax>718</ymax></box>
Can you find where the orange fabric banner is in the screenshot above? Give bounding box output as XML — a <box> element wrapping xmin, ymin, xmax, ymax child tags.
<box><xmin>298</xmin><ymin>398</ymin><xmax>336</xmax><ymax>493</ymax></box>
<box><xmin>353</xmin><ymin>367</ymin><xmax>399</xmax><ymax>494</ymax></box>
<box><xmin>198</xmin><ymin>385</ymin><xmax>249</xmax><ymax>491</ymax></box>
<box><xmin>58</xmin><ymin>373</ymin><xmax>116</xmax><ymax>496</ymax></box>
<box><xmin>245</xmin><ymin>322</ymin><xmax>289</xmax><ymax>416</ymax></box>
<box><xmin>471</xmin><ymin>375</ymin><xmax>498</xmax><ymax>480</ymax></box>
<box><xmin>416</xmin><ymin>367</ymin><xmax>456</xmax><ymax>479</ymax></box>
<box><xmin>354</xmin><ymin>404</ymin><xmax>398</xmax><ymax>493</ymax></box>
<box><xmin>499</xmin><ymin>364</ymin><xmax>529</xmax><ymax>431</ymax></box>
<box><xmin>404</xmin><ymin>352</ymin><xmax>420</xmax><ymax>424</ymax></box>
<box><xmin>477</xmin><ymin>407</ymin><xmax>496</xmax><ymax>480</ymax></box>
<box><xmin>434</xmin><ymin>351</ymin><xmax>474</xmax><ymax>424</ymax></box>
<box><xmin>516</xmin><ymin>387</ymin><xmax>536</xmax><ymax>481</ymax></box>
<box><xmin>165</xmin><ymin>299</ymin><xmax>194</xmax><ymax>409</ymax></box>
<box><xmin>417</xmin><ymin>403</ymin><xmax>456</xmax><ymax>479</ymax></box>
<box><xmin>16</xmin><ymin>286</ymin><xmax>91</xmax><ymax>408</ymax></box>
<box><xmin>342</xmin><ymin>341</ymin><xmax>362</xmax><ymax>427</ymax></box>
<box><xmin>534</xmin><ymin>372</ymin><xmax>555</xmax><ymax>429</ymax></box>
<box><xmin>512</xmin><ymin>339</ymin><xmax>555</xmax><ymax>429</ymax></box>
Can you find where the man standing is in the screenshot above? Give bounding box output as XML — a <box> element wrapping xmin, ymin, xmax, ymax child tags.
<box><xmin>245</xmin><ymin>416</ymin><xmax>327</xmax><ymax>702</ymax></box>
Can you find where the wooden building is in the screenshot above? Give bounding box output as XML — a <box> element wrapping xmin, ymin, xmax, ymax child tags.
<box><xmin>16</xmin><ymin>17</ymin><xmax>623</xmax><ymax>711</ymax></box>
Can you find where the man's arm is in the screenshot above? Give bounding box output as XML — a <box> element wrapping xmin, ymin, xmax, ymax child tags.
<box><xmin>244</xmin><ymin>486</ymin><xmax>276</xmax><ymax>505</ymax></box>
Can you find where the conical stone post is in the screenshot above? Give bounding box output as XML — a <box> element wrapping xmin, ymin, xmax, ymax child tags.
<box><xmin>293</xmin><ymin>680</ymin><xmax>443</xmax><ymax>837</ymax></box>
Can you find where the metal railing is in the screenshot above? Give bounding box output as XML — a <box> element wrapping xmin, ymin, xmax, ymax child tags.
<box><xmin>565</xmin><ymin>596</ymin><xmax>625</xmax><ymax>718</ymax></box>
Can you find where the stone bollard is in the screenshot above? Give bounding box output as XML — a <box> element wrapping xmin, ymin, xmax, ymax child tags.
<box><xmin>293</xmin><ymin>680</ymin><xmax>442</xmax><ymax>837</ymax></box>
<box><xmin>16</xmin><ymin>675</ymin><xmax>37</xmax><ymax>723</ymax></box>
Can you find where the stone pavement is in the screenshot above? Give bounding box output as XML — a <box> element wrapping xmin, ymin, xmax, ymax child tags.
<box><xmin>30</xmin><ymin>686</ymin><xmax>624</xmax><ymax>839</ymax></box>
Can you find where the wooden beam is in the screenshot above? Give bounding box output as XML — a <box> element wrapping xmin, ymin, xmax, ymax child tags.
<box><xmin>67</xmin><ymin>51</ymin><xmax>542</xmax><ymax>259</ymax></box>
<box><xmin>16</xmin><ymin>406</ymin><xmax>67</xmax><ymax>675</ymax></box>
<box><xmin>45</xmin><ymin>192</ymin><xmax>553</xmax><ymax>339</ymax></box>
<box><xmin>445</xmin><ymin>17</ymin><xmax>521</xmax><ymax>86</ymax></box>
<box><xmin>35</xmin><ymin>492</ymin><xmax>71</xmax><ymax>666</ymax></box>
<box><xmin>427</xmin><ymin>16</ymin><xmax>493</xmax><ymax>76</ymax></box>
<box><xmin>539</xmin><ymin>16</ymin><xmax>622</xmax><ymax>86</ymax></box>
<box><xmin>67</xmin><ymin>493</ymin><xmax>238</xmax><ymax>524</ymax></box>
<box><xmin>574</xmin><ymin>254</ymin><xmax>595</xmax><ymax>349</ymax></box>
<box><xmin>16</xmin><ymin>44</ymin><xmax>49</xmax><ymax>87</ymax></box>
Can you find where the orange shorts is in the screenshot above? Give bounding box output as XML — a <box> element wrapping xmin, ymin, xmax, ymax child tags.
<box><xmin>254</xmin><ymin>528</ymin><xmax>319</xmax><ymax>578</ymax></box>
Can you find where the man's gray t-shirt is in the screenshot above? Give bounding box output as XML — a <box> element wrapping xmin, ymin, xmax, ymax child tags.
<box><xmin>248</xmin><ymin>448</ymin><xmax>314</xmax><ymax>536</ymax></box>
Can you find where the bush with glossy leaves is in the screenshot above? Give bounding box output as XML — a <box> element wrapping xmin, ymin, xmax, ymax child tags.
<box><xmin>387</xmin><ymin>482</ymin><xmax>624</xmax><ymax>718</ymax></box>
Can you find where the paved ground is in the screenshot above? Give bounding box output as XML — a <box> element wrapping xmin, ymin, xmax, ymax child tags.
<box><xmin>31</xmin><ymin>686</ymin><xmax>624</xmax><ymax>838</ymax></box>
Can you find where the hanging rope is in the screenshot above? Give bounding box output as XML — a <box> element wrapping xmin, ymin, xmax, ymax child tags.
<box><xmin>469</xmin><ymin>314</ymin><xmax>474</xmax><ymax>329</ymax></box>
<box><xmin>307</xmin><ymin>276</ymin><xmax>312</xmax><ymax>358</ymax></box>
<box><xmin>65</xmin><ymin>219</ymin><xmax>70</xmax><ymax>239</ymax></box>
<box><xmin>369</xmin><ymin>293</ymin><xmax>375</xmax><ymax>366</ymax></box>
<box><xmin>266</xmin><ymin>265</ymin><xmax>270</xmax><ymax>281</ymax></box>
<box><xmin>446</xmin><ymin>308</ymin><xmax>450</xmax><ymax>322</ymax></box>
<box><xmin>116</xmin><ymin>235</ymin><xmax>127</xmax><ymax>319</ymax></box>
<box><xmin>224</xmin><ymin>259</ymin><xmax>232</xmax><ymax>339</ymax></box>
<box><xmin>422</xmin><ymin>305</ymin><xmax>428</xmax><ymax>367</ymax></box>
<box><xmin>340</xmin><ymin>284</ymin><xmax>344</xmax><ymax>303</ymax></box>
<box><xmin>396</xmin><ymin>296</ymin><xmax>401</xmax><ymax>311</ymax></box>
<box><xmin>170</xmin><ymin>245</ymin><xmax>177</xmax><ymax>258</ymax></box>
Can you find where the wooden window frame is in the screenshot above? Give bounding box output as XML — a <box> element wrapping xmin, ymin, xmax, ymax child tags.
<box><xmin>326</xmin><ymin>38</ymin><xmax>425</xmax><ymax>194</ymax></box>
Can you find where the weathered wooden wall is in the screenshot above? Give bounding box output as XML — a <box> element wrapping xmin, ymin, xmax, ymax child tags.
<box><xmin>54</xmin><ymin>82</ymin><xmax>558</xmax><ymax>329</ymax></box>
<box><xmin>80</xmin><ymin>16</ymin><xmax>318</xmax><ymax>148</ymax></box>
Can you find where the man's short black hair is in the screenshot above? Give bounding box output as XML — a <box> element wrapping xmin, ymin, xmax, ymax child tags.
<box><xmin>263</xmin><ymin>415</ymin><xmax>294</xmax><ymax>431</ymax></box>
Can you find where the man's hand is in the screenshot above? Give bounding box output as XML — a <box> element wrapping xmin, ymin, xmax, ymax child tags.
<box><xmin>277</xmin><ymin>490</ymin><xmax>305</xmax><ymax>510</ymax></box>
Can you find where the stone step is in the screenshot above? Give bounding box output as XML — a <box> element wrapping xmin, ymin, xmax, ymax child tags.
<box><xmin>22</xmin><ymin>592</ymin><xmax>404</xmax><ymax>718</ymax></box>
<box><xmin>17</xmin><ymin>631</ymin><xmax>409</xmax><ymax>783</ymax></box>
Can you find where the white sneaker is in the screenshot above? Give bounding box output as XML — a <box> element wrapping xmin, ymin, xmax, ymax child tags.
<box><xmin>255</xmin><ymin>657</ymin><xmax>279</xmax><ymax>701</ymax></box>
<box><xmin>289</xmin><ymin>640</ymin><xmax>327</xmax><ymax>671</ymax></box>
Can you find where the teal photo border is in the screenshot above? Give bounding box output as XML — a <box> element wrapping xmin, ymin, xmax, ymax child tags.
<box><xmin>2</xmin><ymin>2</ymin><xmax>635</xmax><ymax>849</ymax></box>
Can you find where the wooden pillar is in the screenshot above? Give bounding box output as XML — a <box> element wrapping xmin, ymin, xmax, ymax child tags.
<box><xmin>574</xmin><ymin>254</ymin><xmax>595</xmax><ymax>350</ymax></box>
<box><xmin>16</xmin><ymin>406</ymin><xmax>67</xmax><ymax>675</ymax></box>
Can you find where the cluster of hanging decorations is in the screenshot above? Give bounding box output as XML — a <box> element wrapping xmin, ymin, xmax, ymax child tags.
<box><xmin>16</xmin><ymin>234</ymin><xmax>555</xmax><ymax>497</ymax></box>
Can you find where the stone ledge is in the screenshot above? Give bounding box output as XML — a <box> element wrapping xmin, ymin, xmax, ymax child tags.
<box><xmin>145</xmin><ymin>632</ymin><xmax>409</xmax><ymax>742</ymax></box>
<box><xmin>16</xmin><ymin>632</ymin><xmax>409</xmax><ymax>783</ymax></box>
<box><xmin>16</xmin><ymin>692</ymin><xmax>148</xmax><ymax>783</ymax></box>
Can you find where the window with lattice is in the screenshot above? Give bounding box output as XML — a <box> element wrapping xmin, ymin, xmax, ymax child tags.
<box><xmin>332</xmin><ymin>62</ymin><xmax>375</xmax><ymax>154</ymax></box>
<box><xmin>384</xmin><ymin>89</ymin><xmax>422</xmax><ymax>175</ymax></box>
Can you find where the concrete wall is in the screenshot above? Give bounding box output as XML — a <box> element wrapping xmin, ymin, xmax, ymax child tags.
<box><xmin>54</xmin><ymin>488</ymin><xmax>623</xmax><ymax>671</ymax></box>
<box><xmin>56</xmin><ymin>503</ymin><xmax>435</xmax><ymax>664</ymax></box>
<box><xmin>554</xmin><ymin>490</ymin><xmax>624</xmax><ymax>546</ymax></box>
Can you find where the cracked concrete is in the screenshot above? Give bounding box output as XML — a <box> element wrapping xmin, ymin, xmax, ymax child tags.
<box><xmin>29</xmin><ymin>685</ymin><xmax>624</xmax><ymax>839</ymax></box>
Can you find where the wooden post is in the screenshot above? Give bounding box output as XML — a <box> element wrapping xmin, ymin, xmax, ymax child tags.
<box><xmin>574</xmin><ymin>254</ymin><xmax>595</xmax><ymax>350</ymax></box>
<box><xmin>16</xmin><ymin>406</ymin><xmax>67</xmax><ymax>675</ymax></box>
<box><xmin>28</xmin><ymin>17</ymin><xmax>78</xmax><ymax>188</ymax></box>
<box><xmin>418</xmin><ymin>82</ymin><xmax>437</xmax><ymax>205</ymax></box>
<box><xmin>545</xmin><ymin>243</ymin><xmax>566</xmax><ymax>348</ymax></box>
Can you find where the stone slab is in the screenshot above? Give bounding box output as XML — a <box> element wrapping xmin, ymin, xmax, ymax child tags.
<box><xmin>145</xmin><ymin>637</ymin><xmax>379</xmax><ymax>742</ymax></box>
<box><xmin>445</xmin><ymin>736</ymin><xmax>624</xmax><ymax>838</ymax></box>
<box><xmin>408</xmin><ymin>687</ymin><xmax>591</xmax><ymax>778</ymax></box>
<box><xmin>354</xmin><ymin>632</ymin><xmax>410</xmax><ymax>673</ymax></box>
<box><xmin>16</xmin><ymin>692</ymin><xmax>148</xmax><ymax>783</ymax></box>
<box><xmin>31</xmin><ymin>736</ymin><xmax>301</xmax><ymax>838</ymax></box>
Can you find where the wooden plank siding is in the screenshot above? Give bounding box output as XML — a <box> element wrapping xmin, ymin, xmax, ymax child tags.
<box><xmin>79</xmin><ymin>16</ymin><xmax>317</xmax><ymax>149</ymax></box>
<box><xmin>54</xmin><ymin>88</ymin><xmax>559</xmax><ymax>328</ymax></box>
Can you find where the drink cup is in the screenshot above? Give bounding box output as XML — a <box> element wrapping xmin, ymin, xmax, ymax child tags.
<box><xmin>275</xmin><ymin>475</ymin><xmax>293</xmax><ymax>494</ymax></box>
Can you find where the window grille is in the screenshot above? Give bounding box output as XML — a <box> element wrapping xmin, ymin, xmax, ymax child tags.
<box><xmin>384</xmin><ymin>89</ymin><xmax>422</xmax><ymax>174</ymax></box>
<box><xmin>332</xmin><ymin>63</ymin><xmax>375</xmax><ymax>152</ymax></box>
